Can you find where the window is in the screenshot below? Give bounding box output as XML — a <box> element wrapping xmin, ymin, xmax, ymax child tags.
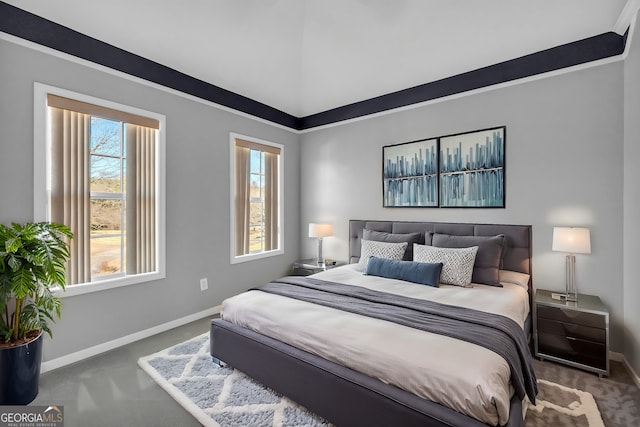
<box><xmin>89</xmin><ymin>117</ymin><xmax>127</xmax><ymax>278</ymax></box>
<box><xmin>34</xmin><ymin>84</ymin><xmax>165</xmax><ymax>296</ymax></box>
<box><xmin>230</xmin><ymin>133</ymin><xmax>283</xmax><ymax>263</ymax></box>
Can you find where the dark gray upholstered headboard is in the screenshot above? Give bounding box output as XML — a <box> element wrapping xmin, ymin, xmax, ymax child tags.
<box><xmin>349</xmin><ymin>220</ymin><xmax>532</xmax><ymax>286</ymax></box>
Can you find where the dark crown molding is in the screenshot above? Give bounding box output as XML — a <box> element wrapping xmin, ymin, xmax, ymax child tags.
<box><xmin>0</xmin><ymin>2</ymin><xmax>627</xmax><ymax>131</ymax></box>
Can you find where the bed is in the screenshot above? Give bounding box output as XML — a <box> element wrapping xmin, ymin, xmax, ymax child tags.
<box><xmin>210</xmin><ymin>220</ymin><xmax>536</xmax><ymax>427</ymax></box>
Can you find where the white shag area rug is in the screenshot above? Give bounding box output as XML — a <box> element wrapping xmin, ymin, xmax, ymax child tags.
<box><xmin>138</xmin><ymin>333</ymin><xmax>329</xmax><ymax>427</ymax></box>
<box><xmin>525</xmin><ymin>379</ymin><xmax>605</xmax><ymax>427</ymax></box>
<box><xmin>138</xmin><ymin>333</ymin><xmax>605</xmax><ymax>427</ymax></box>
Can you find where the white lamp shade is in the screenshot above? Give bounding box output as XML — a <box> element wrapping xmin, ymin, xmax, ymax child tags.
<box><xmin>552</xmin><ymin>227</ymin><xmax>591</xmax><ymax>254</ymax></box>
<box><xmin>309</xmin><ymin>223</ymin><xmax>333</xmax><ymax>238</ymax></box>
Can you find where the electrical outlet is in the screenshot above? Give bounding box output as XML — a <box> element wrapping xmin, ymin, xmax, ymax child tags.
<box><xmin>200</xmin><ymin>278</ymin><xmax>208</xmax><ymax>291</ymax></box>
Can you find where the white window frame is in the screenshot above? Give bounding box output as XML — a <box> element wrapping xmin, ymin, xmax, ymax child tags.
<box><xmin>33</xmin><ymin>83</ymin><xmax>166</xmax><ymax>298</ymax></box>
<box><xmin>229</xmin><ymin>132</ymin><xmax>284</xmax><ymax>264</ymax></box>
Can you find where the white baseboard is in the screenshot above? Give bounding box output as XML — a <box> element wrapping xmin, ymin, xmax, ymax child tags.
<box><xmin>611</xmin><ymin>350</ymin><xmax>640</xmax><ymax>388</ymax></box>
<box><xmin>610</xmin><ymin>350</ymin><xmax>624</xmax><ymax>362</ymax></box>
<box><xmin>41</xmin><ymin>306</ymin><xmax>221</xmax><ymax>373</ymax></box>
<box><xmin>623</xmin><ymin>357</ymin><xmax>640</xmax><ymax>388</ymax></box>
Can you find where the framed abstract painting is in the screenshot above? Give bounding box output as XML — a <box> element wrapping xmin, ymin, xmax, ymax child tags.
<box><xmin>439</xmin><ymin>126</ymin><xmax>505</xmax><ymax>208</ymax></box>
<box><xmin>382</xmin><ymin>138</ymin><xmax>439</xmax><ymax>207</ymax></box>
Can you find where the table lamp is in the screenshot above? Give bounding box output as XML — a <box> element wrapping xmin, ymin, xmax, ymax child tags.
<box><xmin>309</xmin><ymin>223</ymin><xmax>333</xmax><ymax>266</ymax></box>
<box><xmin>552</xmin><ymin>227</ymin><xmax>591</xmax><ymax>302</ymax></box>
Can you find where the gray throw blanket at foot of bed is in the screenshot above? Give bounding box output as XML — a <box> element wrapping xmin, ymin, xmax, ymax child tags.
<box><xmin>253</xmin><ymin>276</ymin><xmax>538</xmax><ymax>404</ymax></box>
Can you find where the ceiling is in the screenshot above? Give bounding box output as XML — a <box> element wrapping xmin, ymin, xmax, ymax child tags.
<box><xmin>3</xmin><ymin>0</ymin><xmax>632</xmax><ymax>117</ymax></box>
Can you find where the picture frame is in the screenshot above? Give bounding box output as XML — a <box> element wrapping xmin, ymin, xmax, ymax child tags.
<box><xmin>382</xmin><ymin>138</ymin><xmax>439</xmax><ymax>207</ymax></box>
<box><xmin>439</xmin><ymin>126</ymin><xmax>505</xmax><ymax>208</ymax></box>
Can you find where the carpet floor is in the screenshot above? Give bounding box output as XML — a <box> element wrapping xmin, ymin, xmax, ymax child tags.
<box><xmin>139</xmin><ymin>332</ymin><xmax>638</xmax><ymax>427</ymax></box>
<box><xmin>533</xmin><ymin>358</ymin><xmax>640</xmax><ymax>427</ymax></box>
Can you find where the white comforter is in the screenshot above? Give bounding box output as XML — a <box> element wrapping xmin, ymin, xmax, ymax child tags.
<box><xmin>221</xmin><ymin>264</ymin><xmax>530</xmax><ymax>426</ymax></box>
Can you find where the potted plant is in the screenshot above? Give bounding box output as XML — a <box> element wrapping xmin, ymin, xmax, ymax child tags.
<box><xmin>0</xmin><ymin>221</ymin><xmax>72</xmax><ymax>404</ymax></box>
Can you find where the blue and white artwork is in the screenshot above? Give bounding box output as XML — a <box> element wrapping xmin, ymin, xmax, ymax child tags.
<box><xmin>383</xmin><ymin>138</ymin><xmax>438</xmax><ymax>207</ymax></box>
<box><xmin>439</xmin><ymin>127</ymin><xmax>505</xmax><ymax>207</ymax></box>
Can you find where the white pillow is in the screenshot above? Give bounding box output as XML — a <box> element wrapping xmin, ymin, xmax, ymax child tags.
<box><xmin>357</xmin><ymin>239</ymin><xmax>408</xmax><ymax>272</ymax></box>
<box><xmin>413</xmin><ymin>244</ymin><xmax>478</xmax><ymax>286</ymax></box>
<box><xmin>499</xmin><ymin>269</ymin><xmax>530</xmax><ymax>290</ymax></box>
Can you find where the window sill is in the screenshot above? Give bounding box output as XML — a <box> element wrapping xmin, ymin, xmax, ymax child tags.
<box><xmin>53</xmin><ymin>271</ymin><xmax>165</xmax><ymax>298</ymax></box>
<box><xmin>231</xmin><ymin>248</ymin><xmax>284</xmax><ymax>264</ymax></box>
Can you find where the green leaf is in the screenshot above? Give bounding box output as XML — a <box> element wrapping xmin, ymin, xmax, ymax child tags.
<box><xmin>7</xmin><ymin>255</ymin><xmax>21</xmax><ymax>271</ymax></box>
<box><xmin>5</xmin><ymin>237</ymin><xmax>21</xmax><ymax>253</ymax></box>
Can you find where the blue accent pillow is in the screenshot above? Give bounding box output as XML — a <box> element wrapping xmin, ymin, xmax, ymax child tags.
<box><xmin>365</xmin><ymin>256</ymin><xmax>443</xmax><ymax>287</ymax></box>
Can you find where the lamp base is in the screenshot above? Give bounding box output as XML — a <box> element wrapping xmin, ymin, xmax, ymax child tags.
<box><xmin>565</xmin><ymin>254</ymin><xmax>578</xmax><ymax>302</ymax></box>
<box><xmin>316</xmin><ymin>238</ymin><xmax>324</xmax><ymax>267</ymax></box>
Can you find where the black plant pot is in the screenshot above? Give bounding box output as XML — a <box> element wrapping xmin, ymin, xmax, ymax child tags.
<box><xmin>0</xmin><ymin>331</ymin><xmax>43</xmax><ymax>405</ymax></box>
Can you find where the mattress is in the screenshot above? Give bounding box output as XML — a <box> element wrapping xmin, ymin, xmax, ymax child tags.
<box><xmin>221</xmin><ymin>264</ymin><xmax>530</xmax><ymax>426</ymax></box>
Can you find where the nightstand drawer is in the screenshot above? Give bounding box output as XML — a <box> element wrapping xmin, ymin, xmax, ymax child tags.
<box><xmin>537</xmin><ymin>318</ymin><xmax>606</xmax><ymax>343</ymax></box>
<box><xmin>538</xmin><ymin>332</ymin><xmax>607</xmax><ymax>370</ymax></box>
<box><xmin>537</xmin><ymin>305</ymin><xmax>605</xmax><ymax>329</ymax></box>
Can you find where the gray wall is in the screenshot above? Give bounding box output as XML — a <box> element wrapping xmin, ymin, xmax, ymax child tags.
<box><xmin>300</xmin><ymin>61</ymin><xmax>626</xmax><ymax>352</ymax></box>
<box><xmin>624</xmin><ymin>11</ymin><xmax>640</xmax><ymax>376</ymax></box>
<box><xmin>0</xmin><ymin>39</ymin><xmax>300</xmax><ymax>362</ymax></box>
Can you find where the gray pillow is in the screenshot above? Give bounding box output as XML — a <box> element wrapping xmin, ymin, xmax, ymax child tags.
<box><xmin>363</xmin><ymin>229</ymin><xmax>423</xmax><ymax>261</ymax></box>
<box><xmin>428</xmin><ymin>233</ymin><xmax>505</xmax><ymax>286</ymax></box>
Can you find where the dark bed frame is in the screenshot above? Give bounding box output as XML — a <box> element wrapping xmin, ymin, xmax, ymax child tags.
<box><xmin>210</xmin><ymin>220</ymin><xmax>533</xmax><ymax>427</ymax></box>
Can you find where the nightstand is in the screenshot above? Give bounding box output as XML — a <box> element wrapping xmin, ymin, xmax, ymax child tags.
<box><xmin>291</xmin><ymin>259</ymin><xmax>342</xmax><ymax>276</ymax></box>
<box><xmin>534</xmin><ymin>289</ymin><xmax>609</xmax><ymax>377</ymax></box>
